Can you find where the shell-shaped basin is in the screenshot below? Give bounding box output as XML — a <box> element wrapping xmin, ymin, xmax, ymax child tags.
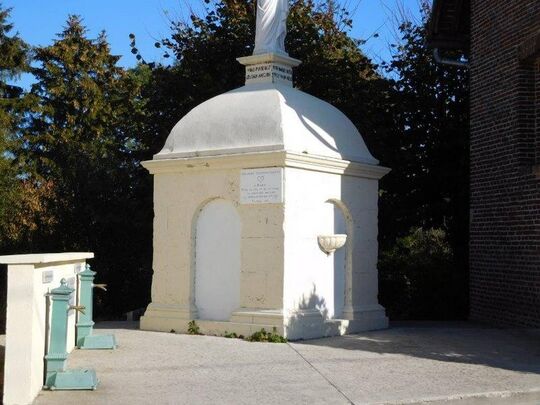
<box><xmin>317</xmin><ymin>234</ymin><xmax>347</xmax><ymax>255</ymax></box>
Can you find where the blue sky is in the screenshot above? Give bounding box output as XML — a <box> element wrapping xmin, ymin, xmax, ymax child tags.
<box><xmin>4</xmin><ymin>0</ymin><xmax>423</xmax><ymax>87</ymax></box>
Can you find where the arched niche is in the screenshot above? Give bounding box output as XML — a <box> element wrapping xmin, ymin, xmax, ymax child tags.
<box><xmin>325</xmin><ymin>199</ymin><xmax>353</xmax><ymax>319</ymax></box>
<box><xmin>193</xmin><ymin>198</ymin><xmax>241</xmax><ymax>321</ymax></box>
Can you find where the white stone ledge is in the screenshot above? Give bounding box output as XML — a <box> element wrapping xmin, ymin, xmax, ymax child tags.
<box><xmin>237</xmin><ymin>52</ymin><xmax>301</xmax><ymax>67</ymax></box>
<box><xmin>2</xmin><ymin>252</ymin><xmax>93</xmax><ymax>405</ymax></box>
<box><xmin>143</xmin><ymin>150</ymin><xmax>390</xmax><ymax>180</ymax></box>
<box><xmin>0</xmin><ymin>252</ymin><xmax>94</xmax><ymax>265</ymax></box>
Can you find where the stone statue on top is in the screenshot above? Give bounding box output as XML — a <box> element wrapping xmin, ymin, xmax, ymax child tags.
<box><xmin>254</xmin><ymin>0</ymin><xmax>289</xmax><ymax>55</ymax></box>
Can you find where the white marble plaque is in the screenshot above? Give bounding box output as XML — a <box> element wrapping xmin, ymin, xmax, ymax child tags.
<box><xmin>240</xmin><ymin>168</ymin><xmax>283</xmax><ymax>204</ymax></box>
<box><xmin>42</xmin><ymin>271</ymin><xmax>53</xmax><ymax>284</ymax></box>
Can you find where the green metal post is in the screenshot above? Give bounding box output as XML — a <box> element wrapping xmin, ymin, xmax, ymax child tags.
<box><xmin>44</xmin><ymin>278</ymin><xmax>98</xmax><ymax>390</ymax></box>
<box><xmin>76</xmin><ymin>264</ymin><xmax>116</xmax><ymax>349</ymax></box>
<box><xmin>44</xmin><ymin>279</ymin><xmax>71</xmax><ymax>383</ymax></box>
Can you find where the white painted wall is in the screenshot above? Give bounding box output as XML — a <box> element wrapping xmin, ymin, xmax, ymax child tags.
<box><xmin>195</xmin><ymin>199</ymin><xmax>241</xmax><ymax>321</ymax></box>
<box><xmin>301</xmin><ymin>200</ymin><xmax>348</xmax><ymax>319</ymax></box>
<box><xmin>283</xmin><ymin>168</ymin><xmax>344</xmax><ymax>319</ymax></box>
<box><xmin>0</xmin><ymin>253</ymin><xmax>93</xmax><ymax>405</ymax></box>
<box><xmin>283</xmin><ymin>167</ymin><xmax>384</xmax><ymax>332</ymax></box>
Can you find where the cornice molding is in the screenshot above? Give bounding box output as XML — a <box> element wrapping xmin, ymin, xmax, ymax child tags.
<box><xmin>141</xmin><ymin>151</ymin><xmax>391</xmax><ymax>179</ymax></box>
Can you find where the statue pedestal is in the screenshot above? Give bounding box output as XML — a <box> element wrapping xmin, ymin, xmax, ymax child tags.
<box><xmin>237</xmin><ymin>53</ymin><xmax>300</xmax><ymax>86</ymax></box>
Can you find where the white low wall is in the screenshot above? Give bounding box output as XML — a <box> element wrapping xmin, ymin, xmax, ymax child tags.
<box><xmin>0</xmin><ymin>252</ymin><xmax>94</xmax><ymax>405</ymax></box>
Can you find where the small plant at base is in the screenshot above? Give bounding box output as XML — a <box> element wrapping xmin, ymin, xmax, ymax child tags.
<box><xmin>187</xmin><ymin>320</ymin><xmax>201</xmax><ymax>335</ymax></box>
<box><xmin>247</xmin><ymin>327</ymin><xmax>287</xmax><ymax>343</ymax></box>
<box><xmin>223</xmin><ymin>331</ymin><xmax>238</xmax><ymax>339</ymax></box>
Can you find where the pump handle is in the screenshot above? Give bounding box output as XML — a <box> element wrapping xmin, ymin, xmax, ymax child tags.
<box><xmin>69</xmin><ymin>305</ymin><xmax>86</xmax><ymax>315</ymax></box>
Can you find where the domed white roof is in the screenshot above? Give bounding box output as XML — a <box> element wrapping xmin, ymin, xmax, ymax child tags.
<box><xmin>156</xmin><ymin>82</ymin><xmax>378</xmax><ymax>165</ymax></box>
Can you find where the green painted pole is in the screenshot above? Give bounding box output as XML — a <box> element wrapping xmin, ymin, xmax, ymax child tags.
<box><xmin>44</xmin><ymin>279</ymin><xmax>72</xmax><ymax>385</ymax></box>
<box><xmin>76</xmin><ymin>264</ymin><xmax>116</xmax><ymax>349</ymax></box>
<box><xmin>44</xmin><ymin>278</ymin><xmax>98</xmax><ymax>390</ymax></box>
<box><xmin>76</xmin><ymin>265</ymin><xmax>95</xmax><ymax>345</ymax></box>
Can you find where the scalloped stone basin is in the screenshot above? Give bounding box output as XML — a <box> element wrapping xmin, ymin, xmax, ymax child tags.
<box><xmin>317</xmin><ymin>234</ymin><xmax>347</xmax><ymax>255</ymax></box>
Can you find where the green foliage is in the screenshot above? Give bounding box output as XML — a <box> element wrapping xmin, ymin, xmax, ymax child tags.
<box><xmin>16</xmin><ymin>15</ymin><xmax>152</xmax><ymax>317</ymax></box>
<box><xmin>187</xmin><ymin>320</ymin><xmax>201</xmax><ymax>335</ymax></box>
<box><xmin>0</xmin><ymin>5</ymin><xmax>33</xmax><ymax>332</ymax></box>
<box><xmin>187</xmin><ymin>325</ymin><xmax>285</xmax><ymax>342</ymax></box>
<box><xmin>223</xmin><ymin>328</ymin><xmax>285</xmax><ymax>342</ymax></box>
<box><xmin>380</xmin><ymin>6</ymin><xmax>469</xmax><ymax>253</ymax></box>
<box><xmin>0</xmin><ymin>5</ymin><xmax>28</xmax><ymax>116</ymax></box>
<box><xmin>247</xmin><ymin>328</ymin><xmax>287</xmax><ymax>343</ymax></box>
<box><xmin>376</xmin><ymin>6</ymin><xmax>469</xmax><ymax>319</ymax></box>
<box><xmin>379</xmin><ymin>227</ymin><xmax>468</xmax><ymax>320</ymax></box>
<box><xmin>0</xmin><ymin>5</ymin><xmax>34</xmax><ymax>247</ymax></box>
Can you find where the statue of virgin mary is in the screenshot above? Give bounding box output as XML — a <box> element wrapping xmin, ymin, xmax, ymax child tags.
<box><xmin>253</xmin><ymin>0</ymin><xmax>289</xmax><ymax>55</ymax></box>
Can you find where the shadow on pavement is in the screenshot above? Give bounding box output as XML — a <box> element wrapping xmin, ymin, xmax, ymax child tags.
<box><xmin>294</xmin><ymin>321</ymin><xmax>540</xmax><ymax>374</ymax></box>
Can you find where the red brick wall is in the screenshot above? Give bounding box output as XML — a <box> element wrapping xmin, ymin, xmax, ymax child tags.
<box><xmin>470</xmin><ymin>0</ymin><xmax>540</xmax><ymax>327</ymax></box>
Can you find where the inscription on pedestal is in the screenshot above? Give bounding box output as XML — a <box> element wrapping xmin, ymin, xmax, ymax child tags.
<box><xmin>245</xmin><ymin>63</ymin><xmax>293</xmax><ymax>85</ymax></box>
<box><xmin>240</xmin><ymin>168</ymin><xmax>284</xmax><ymax>204</ymax></box>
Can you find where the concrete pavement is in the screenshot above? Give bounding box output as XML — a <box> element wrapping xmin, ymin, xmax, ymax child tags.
<box><xmin>21</xmin><ymin>322</ymin><xmax>540</xmax><ymax>404</ymax></box>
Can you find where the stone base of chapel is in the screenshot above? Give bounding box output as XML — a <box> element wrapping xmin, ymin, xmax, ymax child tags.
<box><xmin>140</xmin><ymin>304</ymin><xmax>388</xmax><ymax>340</ymax></box>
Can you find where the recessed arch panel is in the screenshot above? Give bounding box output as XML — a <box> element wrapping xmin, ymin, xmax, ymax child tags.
<box><xmin>325</xmin><ymin>199</ymin><xmax>353</xmax><ymax>319</ymax></box>
<box><xmin>194</xmin><ymin>199</ymin><xmax>241</xmax><ymax>321</ymax></box>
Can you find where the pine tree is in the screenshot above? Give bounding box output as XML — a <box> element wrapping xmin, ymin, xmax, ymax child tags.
<box><xmin>0</xmin><ymin>4</ymin><xmax>36</xmax><ymax>247</ymax></box>
<box><xmin>0</xmin><ymin>4</ymin><xmax>32</xmax><ymax>332</ymax></box>
<box><xmin>22</xmin><ymin>15</ymin><xmax>151</xmax><ymax>315</ymax></box>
